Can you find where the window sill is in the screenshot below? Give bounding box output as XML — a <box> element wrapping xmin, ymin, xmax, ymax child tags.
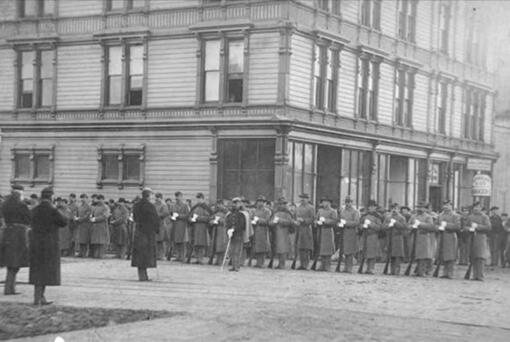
<box><xmin>98</xmin><ymin>180</ymin><xmax>143</xmax><ymax>189</ymax></box>
<box><xmin>11</xmin><ymin>178</ymin><xmax>52</xmax><ymax>187</ymax></box>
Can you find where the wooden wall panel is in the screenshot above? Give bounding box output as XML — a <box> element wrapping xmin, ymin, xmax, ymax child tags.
<box><xmin>337</xmin><ymin>50</ymin><xmax>356</xmax><ymax>118</ymax></box>
<box><xmin>147</xmin><ymin>38</ymin><xmax>197</xmax><ymax>107</ymax></box>
<box><xmin>452</xmin><ymin>85</ymin><xmax>463</xmax><ymax>138</ymax></box>
<box><xmin>416</xmin><ymin>0</ymin><xmax>433</xmax><ymax>50</ymax></box>
<box><xmin>150</xmin><ymin>0</ymin><xmax>199</xmax><ymax>10</ymax></box>
<box><xmin>59</xmin><ymin>0</ymin><xmax>103</xmax><ymax>17</ymax></box>
<box><xmin>57</xmin><ymin>45</ymin><xmax>101</xmax><ymax>109</ymax></box>
<box><xmin>341</xmin><ymin>0</ymin><xmax>359</xmax><ymax>23</ymax></box>
<box><xmin>485</xmin><ymin>93</ymin><xmax>493</xmax><ymax>143</ymax></box>
<box><xmin>0</xmin><ymin>0</ymin><xmax>16</xmax><ymax>21</ymax></box>
<box><xmin>288</xmin><ymin>33</ymin><xmax>313</xmax><ymax>109</ymax></box>
<box><xmin>0</xmin><ymin>49</ymin><xmax>14</xmax><ymax>111</ymax></box>
<box><xmin>248</xmin><ymin>32</ymin><xmax>279</xmax><ymax>104</ymax></box>
<box><xmin>380</xmin><ymin>0</ymin><xmax>396</xmax><ymax>37</ymax></box>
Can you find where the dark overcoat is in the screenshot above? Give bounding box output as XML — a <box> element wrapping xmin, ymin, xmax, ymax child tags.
<box><xmin>189</xmin><ymin>203</ymin><xmax>212</xmax><ymax>247</ymax></box>
<box><xmin>29</xmin><ymin>200</ymin><xmax>68</xmax><ymax>286</ymax></box>
<box><xmin>110</xmin><ymin>203</ymin><xmax>129</xmax><ymax>245</ymax></box>
<box><xmin>295</xmin><ymin>203</ymin><xmax>314</xmax><ymax>251</ymax></box>
<box><xmin>252</xmin><ymin>206</ymin><xmax>272</xmax><ymax>254</ymax></box>
<box><xmin>171</xmin><ymin>201</ymin><xmax>190</xmax><ymax>244</ymax></box>
<box><xmin>0</xmin><ymin>194</ymin><xmax>31</xmax><ymax>268</ymax></box>
<box><xmin>131</xmin><ymin>198</ymin><xmax>160</xmax><ymax>268</ymax></box>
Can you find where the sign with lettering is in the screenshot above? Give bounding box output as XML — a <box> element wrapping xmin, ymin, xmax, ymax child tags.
<box><xmin>472</xmin><ymin>174</ymin><xmax>492</xmax><ymax>197</ymax></box>
<box><xmin>466</xmin><ymin>158</ymin><xmax>492</xmax><ymax>171</ymax></box>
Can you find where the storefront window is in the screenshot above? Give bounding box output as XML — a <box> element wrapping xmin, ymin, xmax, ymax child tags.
<box><xmin>287</xmin><ymin>141</ymin><xmax>316</xmax><ymax>205</ymax></box>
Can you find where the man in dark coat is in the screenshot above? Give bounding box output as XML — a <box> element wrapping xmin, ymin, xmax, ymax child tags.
<box><xmin>132</xmin><ymin>188</ymin><xmax>160</xmax><ymax>281</ymax></box>
<box><xmin>29</xmin><ymin>187</ymin><xmax>67</xmax><ymax>305</ymax></box>
<box><xmin>489</xmin><ymin>206</ymin><xmax>504</xmax><ymax>266</ymax></box>
<box><xmin>1</xmin><ymin>184</ymin><xmax>31</xmax><ymax>295</ymax></box>
<box><xmin>225</xmin><ymin>197</ymin><xmax>246</xmax><ymax>272</ymax></box>
<box><xmin>188</xmin><ymin>193</ymin><xmax>213</xmax><ymax>264</ymax></box>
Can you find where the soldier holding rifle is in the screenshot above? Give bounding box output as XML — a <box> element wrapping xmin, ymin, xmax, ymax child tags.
<box><xmin>315</xmin><ymin>198</ymin><xmax>337</xmax><ymax>272</ymax></box>
<box><xmin>436</xmin><ymin>200</ymin><xmax>461</xmax><ymax>279</ymax></box>
<box><xmin>295</xmin><ymin>194</ymin><xmax>314</xmax><ymax>270</ymax></box>
<box><xmin>339</xmin><ymin>196</ymin><xmax>359</xmax><ymax>273</ymax></box>
<box><xmin>466</xmin><ymin>201</ymin><xmax>491</xmax><ymax>281</ymax></box>
<box><xmin>409</xmin><ymin>202</ymin><xmax>436</xmax><ymax>277</ymax></box>
<box><xmin>359</xmin><ymin>200</ymin><xmax>382</xmax><ymax>275</ymax></box>
<box><xmin>383</xmin><ymin>203</ymin><xmax>407</xmax><ymax>275</ymax></box>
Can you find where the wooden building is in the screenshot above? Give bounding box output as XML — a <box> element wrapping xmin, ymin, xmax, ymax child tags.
<box><xmin>0</xmin><ymin>0</ymin><xmax>497</xmax><ymax>210</ymax></box>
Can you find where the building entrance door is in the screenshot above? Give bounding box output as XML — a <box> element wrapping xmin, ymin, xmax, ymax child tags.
<box><xmin>429</xmin><ymin>186</ymin><xmax>442</xmax><ymax>212</ymax></box>
<box><xmin>316</xmin><ymin>145</ymin><xmax>341</xmax><ymax>207</ymax></box>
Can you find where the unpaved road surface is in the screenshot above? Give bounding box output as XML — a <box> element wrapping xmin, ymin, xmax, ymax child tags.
<box><xmin>2</xmin><ymin>258</ymin><xmax>510</xmax><ymax>341</ymax></box>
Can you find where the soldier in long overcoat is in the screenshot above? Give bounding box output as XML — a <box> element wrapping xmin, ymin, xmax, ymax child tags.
<box><xmin>56</xmin><ymin>198</ymin><xmax>73</xmax><ymax>256</ymax></box>
<box><xmin>68</xmin><ymin>193</ymin><xmax>79</xmax><ymax>256</ymax></box>
<box><xmin>339</xmin><ymin>196</ymin><xmax>360</xmax><ymax>273</ymax></box>
<box><xmin>75</xmin><ymin>194</ymin><xmax>92</xmax><ymax>257</ymax></box>
<box><xmin>360</xmin><ymin>200</ymin><xmax>383</xmax><ymax>274</ymax></box>
<box><xmin>409</xmin><ymin>202</ymin><xmax>436</xmax><ymax>277</ymax></box>
<box><xmin>209</xmin><ymin>200</ymin><xmax>229</xmax><ymax>266</ymax></box>
<box><xmin>132</xmin><ymin>188</ymin><xmax>160</xmax><ymax>281</ymax></box>
<box><xmin>154</xmin><ymin>193</ymin><xmax>170</xmax><ymax>260</ymax></box>
<box><xmin>225</xmin><ymin>197</ymin><xmax>246</xmax><ymax>272</ymax></box>
<box><xmin>189</xmin><ymin>193</ymin><xmax>213</xmax><ymax>264</ymax></box>
<box><xmin>90</xmin><ymin>194</ymin><xmax>110</xmax><ymax>258</ymax></box>
<box><xmin>315</xmin><ymin>198</ymin><xmax>337</xmax><ymax>272</ymax></box>
<box><xmin>466</xmin><ymin>201</ymin><xmax>491</xmax><ymax>281</ymax></box>
<box><xmin>170</xmin><ymin>191</ymin><xmax>190</xmax><ymax>262</ymax></box>
<box><xmin>110</xmin><ymin>199</ymin><xmax>129</xmax><ymax>258</ymax></box>
<box><xmin>29</xmin><ymin>187</ymin><xmax>68</xmax><ymax>305</ymax></box>
<box><xmin>295</xmin><ymin>193</ymin><xmax>315</xmax><ymax>270</ymax></box>
<box><xmin>437</xmin><ymin>200</ymin><xmax>461</xmax><ymax>278</ymax></box>
<box><xmin>0</xmin><ymin>184</ymin><xmax>30</xmax><ymax>295</ymax></box>
<box><xmin>250</xmin><ymin>196</ymin><xmax>271</xmax><ymax>267</ymax></box>
<box><xmin>269</xmin><ymin>198</ymin><xmax>295</xmax><ymax>269</ymax></box>
<box><xmin>383</xmin><ymin>203</ymin><xmax>407</xmax><ymax>275</ymax></box>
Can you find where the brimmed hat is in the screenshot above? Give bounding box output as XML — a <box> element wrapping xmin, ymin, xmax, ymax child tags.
<box><xmin>320</xmin><ymin>198</ymin><xmax>332</xmax><ymax>203</ymax></box>
<box><xmin>416</xmin><ymin>201</ymin><xmax>428</xmax><ymax>208</ymax></box>
<box><xmin>345</xmin><ymin>196</ymin><xmax>353</xmax><ymax>203</ymax></box>
<box><xmin>55</xmin><ymin>197</ymin><xmax>63</xmax><ymax>202</ymax></box>
<box><xmin>12</xmin><ymin>184</ymin><xmax>24</xmax><ymax>191</ymax></box>
<box><xmin>490</xmin><ymin>206</ymin><xmax>499</xmax><ymax>211</ymax></box>
<box><xmin>390</xmin><ymin>202</ymin><xmax>399</xmax><ymax>209</ymax></box>
<box><xmin>277</xmin><ymin>197</ymin><xmax>288</xmax><ymax>205</ymax></box>
<box><xmin>443</xmin><ymin>199</ymin><xmax>452</xmax><ymax>205</ymax></box>
<box><xmin>298</xmin><ymin>193</ymin><xmax>310</xmax><ymax>199</ymax></box>
<box><xmin>155</xmin><ymin>193</ymin><xmax>163</xmax><ymax>199</ymax></box>
<box><xmin>41</xmin><ymin>187</ymin><xmax>54</xmax><ymax>196</ymax></box>
<box><xmin>79</xmin><ymin>193</ymin><xmax>88</xmax><ymax>199</ymax></box>
<box><xmin>400</xmin><ymin>206</ymin><xmax>411</xmax><ymax>211</ymax></box>
<box><xmin>367</xmin><ymin>199</ymin><xmax>378</xmax><ymax>208</ymax></box>
<box><xmin>196</xmin><ymin>192</ymin><xmax>204</xmax><ymax>199</ymax></box>
<box><xmin>232</xmin><ymin>197</ymin><xmax>242</xmax><ymax>203</ymax></box>
<box><xmin>256</xmin><ymin>195</ymin><xmax>266</xmax><ymax>202</ymax></box>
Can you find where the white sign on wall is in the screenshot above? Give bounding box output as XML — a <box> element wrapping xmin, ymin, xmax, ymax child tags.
<box><xmin>466</xmin><ymin>158</ymin><xmax>492</xmax><ymax>171</ymax></box>
<box><xmin>472</xmin><ymin>174</ymin><xmax>492</xmax><ymax>197</ymax></box>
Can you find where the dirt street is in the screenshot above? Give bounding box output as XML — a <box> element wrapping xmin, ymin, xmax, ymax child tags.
<box><xmin>2</xmin><ymin>258</ymin><xmax>510</xmax><ymax>341</ymax></box>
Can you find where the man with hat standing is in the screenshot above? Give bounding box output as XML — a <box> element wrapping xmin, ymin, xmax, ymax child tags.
<box><xmin>154</xmin><ymin>193</ymin><xmax>170</xmax><ymax>260</ymax></box>
<box><xmin>360</xmin><ymin>199</ymin><xmax>382</xmax><ymax>274</ymax></box>
<box><xmin>55</xmin><ymin>197</ymin><xmax>73</xmax><ymax>257</ymax></box>
<box><xmin>110</xmin><ymin>198</ymin><xmax>129</xmax><ymax>259</ymax></box>
<box><xmin>170</xmin><ymin>191</ymin><xmax>190</xmax><ymax>262</ymax></box>
<box><xmin>437</xmin><ymin>200</ymin><xmax>461</xmax><ymax>278</ymax></box>
<box><xmin>315</xmin><ymin>198</ymin><xmax>337</xmax><ymax>271</ymax></box>
<box><xmin>75</xmin><ymin>194</ymin><xmax>92</xmax><ymax>258</ymax></box>
<box><xmin>225</xmin><ymin>197</ymin><xmax>246</xmax><ymax>271</ymax></box>
<box><xmin>466</xmin><ymin>201</ymin><xmax>491</xmax><ymax>280</ymax></box>
<box><xmin>132</xmin><ymin>188</ymin><xmax>160</xmax><ymax>281</ymax></box>
<box><xmin>295</xmin><ymin>193</ymin><xmax>315</xmax><ymax>270</ymax></box>
<box><xmin>29</xmin><ymin>187</ymin><xmax>68</xmax><ymax>305</ymax></box>
<box><xmin>383</xmin><ymin>203</ymin><xmax>407</xmax><ymax>275</ymax></box>
<box><xmin>0</xmin><ymin>184</ymin><xmax>30</xmax><ymax>295</ymax></box>
<box><xmin>188</xmin><ymin>193</ymin><xmax>212</xmax><ymax>264</ymax></box>
<box><xmin>409</xmin><ymin>202</ymin><xmax>436</xmax><ymax>277</ymax></box>
<box><xmin>251</xmin><ymin>196</ymin><xmax>272</xmax><ymax>268</ymax></box>
<box><xmin>339</xmin><ymin>196</ymin><xmax>360</xmax><ymax>273</ymax></box>
<box><xmin>489</xmin><ymin>206</ymin><xmax>504</xmax><ymax>266</ymax></box>
<box><xmin>209</xmin><ymin>199</ymin><xmax>229</xmax><ymax>265</ymax></box>
<box><xmin>68</xmin><ymin>193</ymin><xmax>79</xmax><ymax>256</ymax></box>
<box><xmin>269</xmin><ymin>197</ymin><xmax>295</xmax><ymax>269</ymax></box>
<box><xmin>90</xmin><ymin>194</ymin><xmax>110</xmax><ymax>258</ymax></box>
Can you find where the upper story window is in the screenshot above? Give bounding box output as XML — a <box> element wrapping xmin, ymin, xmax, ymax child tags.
<box><xmin>317</xmin><ymin>0</ymin><xmax>340</xmax><ymax>14</ymax></box>
<box><xmin>398</xmin><ymin>0</ymin><xmax>418</xmax><ymax>42</ymax></box>
<box><xmin>436</xmin><ymin>81</ymin><xmax>448</xmax><ymax>134</ymax></box>
<box><xmin>104</xmin><ymin>43</ymin><xmax>145</xmax><ymax>107</ymax></box>
<box><xmin>18</xmin><ymin>0</ymin><xmax>55</xmax><ymax>18</ymax></box>
<box><xmin>463</xmin><ymin>88</ymin><xmax>486</xmax><ymax>141</ymax></box>
<box><xmin>394</xmin><ymin>68</ymin><xmax>415</xmax><ymax>128</ymax></box>
<box><xmin>97</xmin><ymin>145</ymin><xmax>145</xmax><ymax>189</ymax></box>
<box><xmin>106</xmin><ymin>0</ymin><xmax>145</xmax><ymax>11</ymax></box>
<box><xmin>361</xmin><ymin>0</ymin><xmax>381</xmax><ymax>30</ymax></box>
<box><xmin>18</xmin><ymin>49</ymin><xmax>54</xmax><ymax>109</ymax></box>
<box><xmin>201</xmin><ymin>37</ymin><xmax>246</xmax><ymax>104</ymax></box>
<box><xmin>313</xmin><ymin>43</ymin><xmax>339</xmax><ymax>112</ymax></box>
<box><xmin>358</xmin><ymin>55</ymin><xmax>379</xmax><ymax>121</ymax></box>
<box><xmin>439</xmin><ymin>2</ymin><xmax>451</xmax><ymax>54</ymax></box>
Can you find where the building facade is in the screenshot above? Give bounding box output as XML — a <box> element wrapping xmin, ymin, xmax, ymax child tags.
<box><xmin>0</xmin><ymin>0</ymin><xmax>497</xmax><ymax>210</ymax></box>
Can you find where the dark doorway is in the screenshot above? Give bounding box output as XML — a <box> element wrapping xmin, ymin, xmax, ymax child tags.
<box><xmin>429</xmin><ymin>186</ymin><xmax>442</xmax><ymax>212</ymax></box>
<box><xmin>316</xmin><ymin>145</ymin><xmax>341</xmax><ymax>208</ymax></box>
<box><xmin>217</xmin><ymin>139</ymin><xmax>275</xmax><ymax>201</ymax></box>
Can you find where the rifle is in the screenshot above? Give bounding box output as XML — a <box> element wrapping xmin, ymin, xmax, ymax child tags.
<box><xmin>404</xmin><ymin>229</ymin><xmax>418</xmax><ymax>276</ymax></box>
<box><xmin>268</xmin><ymin>223</ymin><xmax>275</xmax><ymax>269</ymax></box>
<box><xmin>186</xmin><ymin>224</ymin><xmax>194</xmax><ymax>264</ymax></box>
<box><xmin>335</xmin><ymin>222</ymin><xmax>344</xmax><ymax>272</ymax></box>
<box><xmin>208</xmin><ymin>223</ymin><xmax>218</xmax><ymax>265</ymax></box>
<box><xmin>311</xmin><ymin>223</ymin><xmax>322</xmax><ymax>271</ymax></box>
<box><xmin>383</xmin><ymin>225</ymin><xmax>394</xmax><ymax>275</ymax></box>
<box><xmin>433</xmin><ymin>230</ymin><xmax>445</xmax><ymax>277</ymax></box>
<box><xmin>247</xmin><ymin>240</ymin><xmax>254</xmax><ymax>267</ymax></box>
<box><xmin>291</xmin><ymin>221</ymin><xmax>301</xmax><ymax>269</ymax></box>
<box><xmin>221</xmin><ymin>235</ymin><xmax>232</xmax><ymax>271</ymax></box>
<box><xmin>358</xmin><ymin>228</ymin><xmax>368</xmax><ymax>274</ymax></box>
<box><xmin>464</xmin><ymin>231</ymin><xmax>476</xmax><ymax>280</ymax></box>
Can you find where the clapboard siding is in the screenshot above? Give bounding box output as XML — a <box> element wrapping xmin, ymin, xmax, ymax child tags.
<box><xmin>147</xmin><ymin>38</ymin><xmax>196</xmax><ymax>107</ymax></box>
<box><xmin>0</xmin><ymin>134</ymin><xmax>212</xmax><ymax>200</ymax></box>
<box><xmin>341</xmin><ymin>0</ymin><xmax>359</xmax><ymax>23</ymax></box>
<box><xmin>57</xmin><ymin>45</ymin><xmax>101</xmax><ymax>109</ymax></box>
<box><xmin>416</xmin><ymin>0</ymin><xmax>432</xmax><ymax>50</ymax></box>
<box><xmin>0</xmin><ymin>49</ymin><xmax>14</xmax><ymax>110</ymax></box>
<box><xmin>413</xmin><ymin>74</ymin><xmax>428</xmax><ymax>132</ymax></box>
<box><xmin>377</xmin><ymin>62</ymin><xmax>394</xmax><ymax>125</ymax></box>
<box><xmin>380</xmin><ymin>0</ymin><xmax>396</xmax><ymax>37</ymax></box>
<box><xmin>288</xmin><ymin>34</ymin><xmax>313</xmax><ymax>109</ymax></box>
<box><xmin>296</xmin><ymin>0</ymin><xmax>314</xmax><ymax>8</ymax></box>
<box><xmin>59</xmin><ymin>0</ymin><xmax>103</xmax><ymax>17</ymax></box>
<box><xmin>454</xmin><ymin>1</ymin><xmax>466</xmax><ymax>62</ymax></box>
<box><xmin>430</xmin><ymin>1</ymin><xmax>439</xmax><ymax>51</ymax></box>
<box><xmin>0</xmin><ymin>0</ymin><xmax>16</xmax><ymax>21</ymax></box>
<box><xmin>445</xmin><ymin>83</ymin><xmax>452</xmax><ymax>135</ymax></box>
<box><xmin>337</xmin><ymin>50</ymin><xmax>356</xmax><ymax>118</ymax></box>
<box><xmin>485</xmin><ymin>94</ymin><xmax>493</xmax><ymax>143</ymax></box>
<box><xmin>452</xmin><ymin>85</ymin><xmax>463</xmax><ymax>138</ymax></box>
<box><xmin>150</xmin><ymin>0</ymin><xmax>199</xmax><ymax>10</ymax></box>
<box><xmin>248</xmin><ymin>32</ymin><xmax>279</xmax><ymax>104</ymax></box>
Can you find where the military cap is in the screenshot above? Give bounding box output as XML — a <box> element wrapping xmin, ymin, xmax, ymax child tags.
<box><xmin>256</xmin><ymin>195</ymin><xmax>266</xmax><ymax>202</ymax></box>
<box><xmin>298</xmin><ymin>193</ymin><xmax>310</xmax><ymax>199</ymax></box>
<box><xmin>11</xmin><ymin>184</ymin><xmax>24</xmax><ymax>191</ymax></box>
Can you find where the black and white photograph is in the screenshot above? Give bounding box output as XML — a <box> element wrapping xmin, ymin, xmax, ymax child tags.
<box><xmin>0</xmin><ymin>0</ymin><xmax>509</xmax><ymax>340</ymax></box>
